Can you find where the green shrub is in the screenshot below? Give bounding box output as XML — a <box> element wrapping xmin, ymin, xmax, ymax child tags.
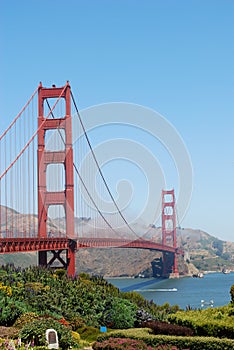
<box><xmin>68</xmin><ymin>315</ymin><xmax>85</xmax><ymax>330</ymax></box>
<box><xmin>71</xmin><ymin>330</ymin><xmax>80</xmax><ymax>345</ymax></box>
<box><xmin>0</xmin><ymin>265</ymin><xmax>180</xmax><ymax>331</ymax></box>
<box><xmin>97</xmin><ymin>328</ymin><xmax>153</xmax><ymax>342</ymax></box>
<box><xmin>230</xmin><ymin>285</ymin><xmax>234</xmax><ymax>303</ymax></box>
<box><xmin>97</xmin><ymin>328</ymin><xmax>234</xmax><ymax>350</ymax></box>
<box><xmin>19</xmin><ymin>318</ymin><xmax>75</xmax><ymax>349</ymax></box>
<box><xmin>14</xmin><ymin>312</ymin><xmax>40</xmax><ymax>328</ymax></box>
<box><xmin>101</xmin><ymin>297</ymin><xmax>137</xmax><ymax>329</ymax></box>
<box><xmin>54</xmin><ymin>268</ymin><xmax>66</xmax><ymax>278</ymax></box>
<box><xmin>77</xmin><ymin>326</ymin><xmax>101</xmax><ymax>342</ymax></box>
<box><xmin>0</xmin><ymin>297</ymin><xmax>26</xmax><ymax>326</ymax></box>
<box><xmin>168</xmin><ymin>306</ymin><xmax>234</xmax><ymax>338</ymax></box>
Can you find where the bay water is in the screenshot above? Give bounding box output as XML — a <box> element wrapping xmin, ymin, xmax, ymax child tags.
<box><xmin>107</xmin><ymin>272</ymin><xmax>234</xmax><ymax>310</ymax></box>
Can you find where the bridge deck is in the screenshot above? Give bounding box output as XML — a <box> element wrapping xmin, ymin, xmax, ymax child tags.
<box><xmin>0</xmin><ymin>237</ymin><xmax>183</xmax><ymax>255</ymax></box>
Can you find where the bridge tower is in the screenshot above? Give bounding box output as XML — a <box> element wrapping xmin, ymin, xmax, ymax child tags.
<box><xmin>37</xmin><ymin>82</ymin><xmax>76</xmax><ymax>276</ymax></box>
<box><xmin>162</xmin><ymin>189</ymin><xmax>179</xmax><ymax>277</ymax></box>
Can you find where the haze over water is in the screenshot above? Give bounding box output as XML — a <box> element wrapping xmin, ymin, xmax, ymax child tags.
<box><xmin>107</xmin><ymin>272</ymin><xmax>233</xmax><ymax>310</ymax></box>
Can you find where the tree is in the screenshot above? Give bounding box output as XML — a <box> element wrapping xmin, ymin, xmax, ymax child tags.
<box><xmin>101</xmin><ymin>297</ymin><xmax>137</xmax><ymax>329</ymax></box>
<box><xmin>230</xmin><ymin>285</ymin><xmax>234</xmax><ymax>303</ymax></box>
<box><xmin>213</xmin><ymin>240</ymin><xmax>223</xmax><ymax>256</ymax></box>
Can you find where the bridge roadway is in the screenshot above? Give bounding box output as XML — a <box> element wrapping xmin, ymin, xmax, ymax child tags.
<box><xmin>0</xmin><ymin>236</ymin><xmax>183</xmax><ymax>255</ymax></box>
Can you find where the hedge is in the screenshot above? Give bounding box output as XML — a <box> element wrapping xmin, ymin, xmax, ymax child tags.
<box><xmin>143</xmin><ymin>321</ymin><xmax>194</xmax><ymax>336</ymax></box>
<box><xmin>168</xmin><ymin>308</ymin><xmax>234</xmax><ymax>338</ymax></box>
<box><xmin>96</xmin><ymin>328</ymin><xmax>234</xmax><ymax>350</ymax></box>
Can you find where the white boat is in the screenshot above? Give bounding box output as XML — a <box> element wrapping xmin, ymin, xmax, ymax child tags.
<box><xmin>192</xmin><ymin>272</ymin><xmax>204</xmax><ymax>278</ymax></box>
<box><xmin>222</xmin><ymin>268</ymin><xmax>230</xmax><ymax>274</ymax></box>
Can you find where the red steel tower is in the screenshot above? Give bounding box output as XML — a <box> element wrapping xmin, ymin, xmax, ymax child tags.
<box><xmin>37</xmin><ymin>82</ymin><xmax>76</xmax><ymax>276</ymax></box>
<box><xmin>162</xmin><ymin>189</ymin><xmax>179</xmax><ymax>277</ymax></box>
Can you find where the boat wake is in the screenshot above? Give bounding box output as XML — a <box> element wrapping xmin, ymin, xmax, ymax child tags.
<box><xmin>135</xmin><ymin>288</ymin><xmax>177</xmax><ymax>292</ymax></box>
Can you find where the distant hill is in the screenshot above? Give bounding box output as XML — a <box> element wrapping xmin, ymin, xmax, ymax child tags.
<box><xmin>176</xmin><ymin>227</ymin><xmax>234</xmax><ymax>273</ymax></box>
<box><xmin>74</xmin><ymin>227</ymin><xmax>234</xmax><ymax>277</ymax></box>
<box><xmin>0</xmin><ymin>205</ymin><xmax>234</xmax><ymax>276</ymax></box>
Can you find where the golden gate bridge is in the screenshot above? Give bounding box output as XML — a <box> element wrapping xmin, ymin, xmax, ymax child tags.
<box><xmin>0</xmin><ymin>82</ymin><xmax>183</xmax><ymax>277</ymax></box>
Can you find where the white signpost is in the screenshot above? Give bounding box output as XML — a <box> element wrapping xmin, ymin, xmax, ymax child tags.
<box><xmin>45</xmin><ymin>329</ymin><xmax>59</xmax><ymax>349</ymax></box>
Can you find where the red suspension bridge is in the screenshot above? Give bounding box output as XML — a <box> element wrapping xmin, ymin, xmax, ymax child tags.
<box><xmin>0</xmin><ymin>82</ymin><xmax>183</xmax><ymax>277</ymax></box>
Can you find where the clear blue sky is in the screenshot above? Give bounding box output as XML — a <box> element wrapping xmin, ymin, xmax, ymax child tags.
<box><xmin>0</xmin><ymin>0</ymin><xmax>234</xmax><ymax>241</ymax></box>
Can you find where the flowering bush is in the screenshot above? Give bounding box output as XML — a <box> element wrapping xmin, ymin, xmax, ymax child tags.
<box><xmin>19</xmin><ymin>318</ymin><xmax>75</xmax><ymax>349</ymax></box>
<box><xmin>93</xmin><ymin>337</ymin><xmax>151</xmax><ymax>349</ymax></box>
<box><xmin>93</xmin><ymin>337</ymin><xmax>185</xmax><ymax>349</ymax></box>
<box><xmin>143</xmin><ymin>320</ymin><xmax>194</xmax><ymax>336</ymax></box>
<box><xmin>0</xmin><ymin>282</ymin><xmax>12</xmax><ymax>296</ymax></box>
<box><xmin>58</xmin><ymin>317</ymin><xmax>70</xmax><ymax>327</ymax></box>
<box><xmin>14</xmin><ymin>312</ymin><xmax>40</xmax><ymax>328</ymax></box>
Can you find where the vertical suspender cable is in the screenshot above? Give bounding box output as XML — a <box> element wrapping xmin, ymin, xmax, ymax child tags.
<box><xmin>46</xmin><ymin>99</ymin><xmax>120</xmax><ymax>238</ymax></box>
<box><xmin>71</xmin><ymin>91</ymin><xmax>138</xmax><ymax>238</ymax></box>
<box><xmin>4</xmin><ymin>135</ymin><xmax>7</xmax><ymax>236</ymax></box>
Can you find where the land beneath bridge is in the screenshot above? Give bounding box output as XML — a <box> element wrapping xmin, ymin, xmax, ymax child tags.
<box><xmin>0</xmin><ymin>227</ymin><xmax>234</xmax><ymax>277</ymax></box>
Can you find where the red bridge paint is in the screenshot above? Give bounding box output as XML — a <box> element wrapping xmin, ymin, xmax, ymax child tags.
<box><xmin>0</xmin><ymin>83</ymin><xmax>183</xmax><ymax>277</ymax></box>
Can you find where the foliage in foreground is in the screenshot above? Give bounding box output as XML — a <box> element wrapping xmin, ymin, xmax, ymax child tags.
<box><xmin>143</xmin><ymin>320</ymin><xmax>194</xmax><ymax>336</ymax></box>
<box><xmin>19</xmin><ymin>318</ymin><xmax>77</xmax><ymax>349</ymax></box>
<box><xmin>230</xmin><ymin>284</ymin><xmax>234</xmax><ymax>303</ymax></box>
<box><xmin>168</xmin><ymin>305</ymin><xmax>234</xmax><ymax>338</ymax></box>
<box><xmin>0</xmin><ymin>264</ymin><xmax>176</xmax><ymax>329</ymax></box>
<box><xmin>3</xmin><ymin>264</ymin><xmax>234</xmax><ymax>348</ymax></box>
<box><xmin>93</xmin><ymin>337</ymin><xmax>152</xmax><ymax>350</ymax></box>
<box><xmin>77</xmin><ymin>325</ymin><xmax>102</xmax><ymax>343</ymax></box>
<box><xmin>93</xmin><ymin>336</ymin><xmax>191</xmax><ymax>350</ymax></box>
<box><xmin>93</xmin><ymin>336</ymin><xmax>190</xmax><ymax>349</ymax></box>
<box><xmin>96</xmin><ymin>328</ymin><xmax>234</xmax><ymax>350</ymax></box>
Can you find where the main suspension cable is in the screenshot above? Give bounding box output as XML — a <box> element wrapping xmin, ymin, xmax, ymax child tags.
<box><xmin>70</xmin><ymin>91</ymin><xmax>138</xmax><ymax>237</ymax></box>
<box><xmin>0</xmin><ymin>85</ymin><xmax>67</xmax><ymax>180</ymax></box>
<box><xmin>0</xmin><ymin>86</ymin><xmax>39</xmax><ymax>141</ymax></box>
<box><xmin>45</xmin><ymin>99</ymin><xmax>120</xmax><ymax>235</ymax></box>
